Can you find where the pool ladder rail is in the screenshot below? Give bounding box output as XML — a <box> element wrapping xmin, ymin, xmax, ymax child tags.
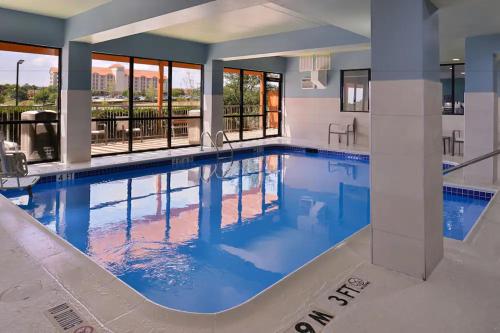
<box><xmin>200</xmin><ymin>131</ymin><xmax>235</xmax><ymax>182</ymax></box>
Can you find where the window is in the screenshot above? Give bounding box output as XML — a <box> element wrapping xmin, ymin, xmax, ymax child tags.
<box><xmin>91</xmin><ymin>53</ymin><xmax>203</xmax><ymax>157</ymax></box>
<box><xmin>0</xmin><ymin>41</ymin><xmax>61</xmax><ymax>163</ymax></box>
<box><xmin>223</xmin><ymin>68</ymin><xmax>282</xmax><ymax>142</ymax></box>
<box><xmin>341</xmin><ymin>69</ymin><xmax>370</xmax><ymax>112</ymax></box>
<box><xmin>441</xmin><ymin>64</ymin><xmax>464</xmax><ymax>115</ymax></box>
<box><xmin>171</xmin><ymin>62</ymin><xmax>202</xmax><ymax>147</ymax></box>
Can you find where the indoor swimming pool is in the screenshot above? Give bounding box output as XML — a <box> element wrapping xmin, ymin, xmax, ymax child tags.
<box><xmin>3</xmin><ymin>148</ymin><xmax>493</xmax><ymax>313</ymax></box>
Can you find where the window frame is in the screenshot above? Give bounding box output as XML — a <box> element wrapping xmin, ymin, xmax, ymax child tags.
<box><xmin>91</xmin><ymin>52</ymin><xmax>204</xmax><ymax>157</ymax></box>
<box><xmin>223</xmin><ymin>67</ymin><xmax>282</xmax><ymax>142</ymax></box>
<box><xmin>0</xmin><ymin>40</ymin><xmax>62</xmax><ymax>164</ymax></box>
<box><xmin>441</xmin><ymin>63</ymin><xmax>465</xmax><ymax>116</ymax></box>
<box><xmin>340</xmin><ymin>68</ymin><xmax>371</xmax><ymax>113</ymax></box>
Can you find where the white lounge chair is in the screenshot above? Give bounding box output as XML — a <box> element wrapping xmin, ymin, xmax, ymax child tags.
<box><xmin>0</xmin><ymin>132</ymin><xmax>39</xmax><ymax>195</ymax></box>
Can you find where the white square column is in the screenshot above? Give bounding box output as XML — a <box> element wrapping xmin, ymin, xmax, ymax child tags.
<box><xmin>60</xmin><ymin>42</ymin><xmax>92</xmax><ymax>163</ymax></box>
<box><xmin>371</xmin><ymin>0</ymin><xmax>443</xmax><ymax>279</ymax></box>
<box><xmin>203</xmin><ymin>59</ymin><xmax>224</xmax><ymax>147</ymax></box>
<box><xmin>464</xmin><ymin>36</ymin><xmax>499</xmax><ymax>184</ymax></box>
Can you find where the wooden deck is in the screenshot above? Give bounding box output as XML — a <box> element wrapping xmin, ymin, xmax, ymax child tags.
<box><xmin>90</xmin><ymin>129</ymin><xmax>277</xmax><ymax>155</ymax></box>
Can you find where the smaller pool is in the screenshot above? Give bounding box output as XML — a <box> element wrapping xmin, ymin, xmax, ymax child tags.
<box><xmin>443</xmin><ymin>191</ymin><xmax>491</xmax><ymax>240</ymax></box>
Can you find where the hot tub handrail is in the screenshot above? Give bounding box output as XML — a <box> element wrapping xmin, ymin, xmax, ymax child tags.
<box><xmin>444</xmin><ymin>149</ymin><xmax>500</xmax><ymax>175</ymax></box>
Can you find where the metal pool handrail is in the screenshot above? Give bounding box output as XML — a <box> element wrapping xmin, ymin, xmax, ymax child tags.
<box><xmin>444</xmin><ymin>149</ymin><xmax>500</xmax><ymax>175</ymax></box>
<box><xmin>200</xmin><ymin>131</ymin><xmax>219</xmax><ymax>156</ymax></box>
<box><xmin>216</xmin><ymin>130</ymin><xmax>234</xmax><ymax>160</ymax></box>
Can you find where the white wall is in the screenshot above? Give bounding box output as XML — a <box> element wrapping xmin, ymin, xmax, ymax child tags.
<box><xmin>442</xmin><ymin>115</ymin><xmax>464</xmax><ymax>137</ymax></box>
<box><xmin>284</xmin><ymin>50</ymin><xmax>469</xmax><ymax>151</ymax></box>
<box><xmin>284</xmin><ymin>50</ymin><xmax>371</xmax><ymax>148</ymax></box>
<box><xmin>284</xmin><ymin>98</ymin><xmax>371</xmax><ymax>147</ymax></box>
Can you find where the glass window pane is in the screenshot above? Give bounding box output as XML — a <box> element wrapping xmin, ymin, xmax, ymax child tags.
<box><xmin>223</xmin><ymin>117</ymin><xmax>240</xmax><ymax>142</ymax></box>
<box><xmin>223</xmin><ymin>69</ymin><xmax>241</xmax><ymax>142</ymax></box>
<box><xmin>132</xmin><ymin>58</ymin><xmax>168</xmax><ymax>152</ymax></box>
<box><xmin>441</xmin><ymin>65</ymin><xmax>453</xmax><ymax>114</ymax></box>
<box><xmin>243</xmin><ymin>71</ymin><xmax>264</xmax><ymax>115</ymax></box>
<box><xmin>0</xmin><ymin>121</ymin><xmax>58</xmax><ymax>162</ymax></box>
<box><xmin>0</xmin><ymin>43</ymin><xmax>60</xmax><ymax>162</ymax></box>
<box><xmin>171</xmin><ymin>63</ymin><xmax>202</xmax><ymax>117</ymax></box>
<box><xmin>171</xmin><ymin>117</ymin><xmax>201</xmax><ymax>147</ymax></box>
<box><xmin>266</xmin><ymin>80</ymin><xmax>280</xmax><ymax>112</ymax></box>
<box><xmin>132</xmin><ymin>118</ymin><xmax>168</xmax><ymax>152</ymax></box>
<box><xmin>342</xmin><ymin>70</ymin><xmax>370</xmax><ymax>112</ymax></box>
<box><xmin>224</xmin><ymin>69</ymin><xmax>240</xmax><ymax>117</ymax></box>
<box><xmin>91</xmin><ymin>54</ymin><xmax>130</xmax><ymax>156</ymax></box>
<box><xmin>242</xmin><ymin>116</ymin><xmax>263</xmax><ymax>140</ymax></box>
<box><xmin>454</xmin><ymin>64</ymin><xmax>465</xmax><ymax>115</ymax></box>
<box><xmin>266</xmin><ymin>73</ymin><xmax>281</xmax><ymax>80</ymax></box>
<box><xmin>266</xmin><ymin>112</ymin><xmax>279</xmax><ymax>136</ymax></box>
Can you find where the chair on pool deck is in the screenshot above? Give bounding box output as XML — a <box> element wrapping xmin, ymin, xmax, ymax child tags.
<box><xmin>328</xmin><ymin>116</ymin><xmax>356</xmax><ymax>146</ymax></box>
<box><xmin>91</xmin><ymin>121</ymin><xmax>108</xmax><ymax>145</ymax></box>
<box><xmin>452</xmin><ymin>130</ymin><xmax>464</xmax><ymax>156</ymax></box>
<box><xmin>116</xmin><ymin>118</ymin><xmax>143</xmax><ymax>143</ymax></box>
<box><xmin>0</xmin><ymin>131</ymin><xmax>39</xmax><ymax>195</ymax></box>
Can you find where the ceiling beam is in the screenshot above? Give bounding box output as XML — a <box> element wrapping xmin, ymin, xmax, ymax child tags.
<box><xmin>208</xmin><ymin>25</ymin><xmax>369</xmax><ymax>60</ymax></box>
<box><xmin>65</xmin><ymin>0</ymin><xmax>217</xmax><ymax>43</ymax></box>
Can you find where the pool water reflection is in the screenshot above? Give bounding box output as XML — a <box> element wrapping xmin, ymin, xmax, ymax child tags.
<box><xmin>4</xmin><ymin>150</ymin><xmax>489</xmax><ymax>312</ymax></box>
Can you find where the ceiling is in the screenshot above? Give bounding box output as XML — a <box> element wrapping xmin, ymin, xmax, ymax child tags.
<box><xmin>0</xmin><ymin>0</ymin><xmax>110</xmax><ymax>18</ymax></box>
<box><xmin>1</xmin><ymin>0</ymin><xmax>500</xmax><ymax>62</ymax></box>
<box><xmin>150</xmin><ymin>3</ymin><xmax>322</xmax><ymax>44</ymax></box>
<box><xmin>439</xmin><ymin>0</ymin><xmax>500</xmax><ymax>61</ymax></box>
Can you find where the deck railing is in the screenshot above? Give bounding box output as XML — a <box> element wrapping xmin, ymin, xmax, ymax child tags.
<box><xmin>0</xmin><ymin>104</ymin><xmax>267</xmax><ymax>145</ymax></box>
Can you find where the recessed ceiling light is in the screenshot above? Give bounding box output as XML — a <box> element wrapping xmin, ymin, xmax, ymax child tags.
<box><xmin>452</xmin><ymin>58</ymin><xmax>460</xmax><ymax>61</ymax></box>
<box><xmin>461</xmin><ymin>72</ymin><xmax>465</xmax><ymax>75</ymax></box>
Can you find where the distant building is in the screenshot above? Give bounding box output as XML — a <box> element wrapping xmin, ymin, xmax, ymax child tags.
<box><xmin>49</xmin><ymin>68</ymin><xmax>59</xmax><ymax>87</ymax></box>
<box><xmin>50</xmin><ymin>64</ymin><xmax>166</xmax><ymax>94</ymax></box>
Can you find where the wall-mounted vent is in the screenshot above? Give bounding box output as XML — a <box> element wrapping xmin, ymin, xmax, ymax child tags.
<box><xmin>299</xmin><ymin>54</ymin><xmax>331</xmax><ymax>89</ymax></box>
<box><xmin>311</xmin><ymin>70</ymin><xmax>327</xmax><ymax>89</ymax></box>
<box><xmin>315</xmin><ymin>55</ymin><xmax>331</xmax><ymax>71</ymax></box>
<box><xmin>299</xmin><ymin>56</ymin><xmax>314</xmax><ymax>72</ymax></box>
<box><xmin>301</xmin><ymin>77</ymin><xmax>315</xmax><ymax>90</ymax></box>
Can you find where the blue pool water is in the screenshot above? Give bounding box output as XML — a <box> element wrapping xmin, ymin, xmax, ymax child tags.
<box><xmin>3</xmin><ymin>149</ymin><xmax>491</xmax><ymax>313</ymax></box>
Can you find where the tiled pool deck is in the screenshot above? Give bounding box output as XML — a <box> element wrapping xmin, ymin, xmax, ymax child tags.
<box><xmin>2</xmin><ymin>138</ymin><xmax>500</xmax><ymax>332</ymax></box>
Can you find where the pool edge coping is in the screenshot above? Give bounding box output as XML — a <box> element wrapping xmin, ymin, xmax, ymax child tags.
<box><xmin>0</xmin><ymin>140</ymin><xmax>497</xmax><ymax>331</ymax></box>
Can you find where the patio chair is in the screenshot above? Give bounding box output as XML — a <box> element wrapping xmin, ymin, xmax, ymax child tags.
<box><xmin>328</xmin><ymin>116</ymin><xmax>356</xmax><ymax>146</ymax></box>
<box><xmin>0</xmin><ymin>132</ymin><xmax>39</xmax><ymax>196</ymax></box>
<box><xmin>116</xmin><ymin>118</ymin><xmax>142</xmax><ymax>143</ymax></box>
<box><xmin>452</xmin><ymin>130</ymin><xmax>464</xmax><ymax>156</ymax></box>
<box><xmin>91</xmin><ymin>122</ymin><xmax>108</xmax><ymax>144</ymax></box>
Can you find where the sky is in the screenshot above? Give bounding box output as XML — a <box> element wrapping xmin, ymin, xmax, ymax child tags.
<box><xmin>0</xmin><ymin>52</ymin><xmax>201</xmax><ymax>89</ymax></box>
<box><xmin>0</xmin><ymin>51</ymin><xmax>58</xmax><ymax>87</ymax></box>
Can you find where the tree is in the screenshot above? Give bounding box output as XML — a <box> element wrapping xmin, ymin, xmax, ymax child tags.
<box><xmin>145</xmin><ymin>86</ymin><xmax>157</xmax><ymax>102</ymax></box>
<box><xmin>34</xmin><ymin>86</ymin><xmax>58</xmax><ymax>105</ymax></box>
<box><xmin>34</xmin><ymin>88</ymin><xmax>51</xmax><ymax>105</ymax></box>
<box><xmin>171</xmin><ymin>88</ymin><xmax>185</xmax><ymax>99</ymax></box>
<box><xmin>223</xmin><ymin>72</ymin><xmax>240</xmax><ymax>106</ymax></box>
<box><xmin>0</xmin><ymin>93</ymin><xmax>5</xmax><ymax>105</ymax></box>
<box><xmin>181</xmin><ymin>72</ymin><xmax>201</xmax><ymax>103</ymax></box>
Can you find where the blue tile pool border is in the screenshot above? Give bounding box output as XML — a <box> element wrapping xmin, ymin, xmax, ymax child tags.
<box><xmin>443</xmin><ymin>185</ymin><xmax>495</xmax><ymax>200</ymax></box>
<box><xmin>33</xmin><ymin>145</ymin><xmax>496</xmax><ymax>203</ymax></box>
<box><xmin>36</xmin><ymin>145</ymin><xmax>371</xmax><ymax>184</ymax></box>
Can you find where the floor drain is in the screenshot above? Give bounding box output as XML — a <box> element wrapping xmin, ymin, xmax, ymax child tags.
<box><xmin>44</xmin><ymin>303</ymin><xmax>94</xmax><ymax>333</ymax></box>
